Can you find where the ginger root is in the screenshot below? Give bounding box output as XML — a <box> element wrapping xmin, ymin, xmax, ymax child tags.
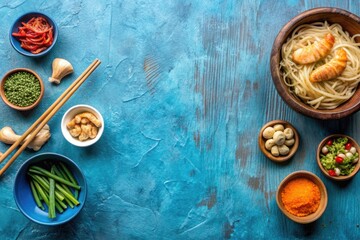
<box><xmin>67</xmin><ymin>112</ymin><xmax>101</xmax><ymax>141</ymax></box>
<box><xmin>0</xmin><ymin>125</ymin><xmax>51</xmax><ymax>151</ymax></box>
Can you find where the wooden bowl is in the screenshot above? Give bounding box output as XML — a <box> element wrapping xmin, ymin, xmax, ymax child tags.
<box><xmin>0</xmin><ymin>68</ymin><xmax>44</xmax><ymax>111</ymax></box>
<box><xmin>276</xmin><ymin>171</ymin><xmax>328</xmax><ymax>224</ymax></box>
<box><xmin>270</xmin><ymin>7</ymin><xmax>360</xmax><ymax>119</ymax></box>
<box><xmin>258</xmin><ymin>120</ymin><xmax>299</xmax><ymax>162</ymax></box>
<box><xmin>317</xmin><ymin>134</ymin><xmax>360</xmax><ymax>181</ymax></box>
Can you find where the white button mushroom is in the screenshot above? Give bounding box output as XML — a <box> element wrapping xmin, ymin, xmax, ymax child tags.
<box><xmin>273</xmin><ymin>124</ymin><xmax>284</xmax><ymax>132</ymax></box>
<box><xmin>338</xmin><ymin>153</ymin><xmax>346</xmax><ymax>159</ymax></box>
<box><xmin>285</xmin><ymin>139</ymin><xmax>295</xmax><ymax>147</ymax></box>
<box><xmin>278</xmin><ymin>145</ymin><xmax>290</xmax><ymax>155</ymax></box>
<box><xmin>271</xmin><ymin>145</ymin><xmax>279</xmax><ymax>156</ymax></box>
<box><xmin>273</xmin><ymin>131</ymin><xmax>286</xmax><ymax>146</ymax></box>
<box><xmin>321</xmin><ymin>146</ymin><xmax>328</xmax><ymax>155</ymax></box>
<box><xmin>283</xmin><ymin>128</ymin><xmax>294</xmax><ymax>140</ymax></box>
<box><xmin>353</xmin><ymin>158</ymin><xmax>359</xmax><ymax>164</ymax></box>
<box><xmin>346</xmin><ymin>152</ymin><xmax>353</xmax><ymax>158</ymax></box>
<box><xmin>350</xmin><ymin>147</ymin><xmax>357</xmax><ymax>154</ymax></box>
<box><xmin>265</xmin><ymin>139</ymin><xmax>275</xmax><ymax>150</ymax></box>
<box><xmin>262</xmin><ymin>127</ymin><xmax>275</xmax><ymax>139</ymax></box>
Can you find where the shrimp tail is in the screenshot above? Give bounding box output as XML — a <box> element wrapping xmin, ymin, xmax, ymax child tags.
<box><xmin>309</xmin><ymin>48</ymin><xmax>348</xmax><ymax>83</ymax></box>
<box><xmin>292</xmin><ymin>33</ymin><xmax>335</xmax><ymax>65</ymax></box>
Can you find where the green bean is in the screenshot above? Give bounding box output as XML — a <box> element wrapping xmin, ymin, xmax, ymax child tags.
<box><xmin>52</xmin><ymin>165</ymin><xmax>75</xmax><ymax>208</ymax></box>
<box><xmin>33</xmin><ymin>180</ymin><xmax>49</xmax><ymax>206</ymax></box>
<box><xmin>29</xmin><ymin>166</ymin><xmax>81</xmax><ymax>190</ymax></box>
<box><xmin>27</xmin><ymin>162</ymin><xmax>81</xmax><ymax>218</ymax></box>
<box><xmin>55</xmin><ymin>200</ymin><xmax>64</xmax><ymax>213</ymax></box>
<box><xmin>29</xmin><ymin>173</ymin><xmax>65</xmax><ymax>201</ymax></box>
<box><xmin>59</xmin><ymin>162</ymin><xmax>79</xmax><ymax>199</ymax></box>
<box><xmin>55</xmin><ymin>184</ymin><xmax>79</xmax><ymax>206</ymax></box>
<box><xmin>48</xmin><ymin>166</ymin><xmax>56</xmax><ymax>218</ymax></box>
<box><xmin>30</xmin><ymin>180</ymin><xmax>44</xmax><ymax>210</ymax></box>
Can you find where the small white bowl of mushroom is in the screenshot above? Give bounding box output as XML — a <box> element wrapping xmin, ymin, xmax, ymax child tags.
<box><xmin>61</xmin><ymin>104</ymin><xmax>104</xmax><ymax>147</ymax></box>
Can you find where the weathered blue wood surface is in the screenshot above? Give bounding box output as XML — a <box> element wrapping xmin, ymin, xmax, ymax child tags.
<box><xmin>0</xmin><ymin>0</ymin><xmax>359</xmax><ymax>239</ymax></box>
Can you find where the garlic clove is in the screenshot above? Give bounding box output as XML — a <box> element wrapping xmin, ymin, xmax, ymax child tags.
<box><xmin>49</xmin><ymin>58</ymin><xmax>74</xmax><ymax>84</ymax></box>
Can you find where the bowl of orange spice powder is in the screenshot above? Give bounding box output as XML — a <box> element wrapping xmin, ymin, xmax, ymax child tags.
<box><xmin>276</xmin><ymin>171</ymin><xmax>328</xmax><ymax>224</ymax></box>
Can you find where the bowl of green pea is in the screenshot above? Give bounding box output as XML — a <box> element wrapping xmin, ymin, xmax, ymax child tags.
<box><xmin>0</xmin><ymin>68</ymin><xmax>44</xmax><ymax>111</ymax></box>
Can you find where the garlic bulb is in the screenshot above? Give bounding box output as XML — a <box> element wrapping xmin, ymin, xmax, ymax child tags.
<box><xmin>48</xmin><ymin>58</ymin><xmax>74</xmax><ymax>84</ymax></box>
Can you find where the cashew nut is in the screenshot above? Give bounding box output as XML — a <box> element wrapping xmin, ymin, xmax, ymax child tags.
<box><xmin>265</xmin><ymin>139</ymin><xmax>275</xmax><ymax>150</ymax></box>
<box><xmin>278</xmin><ymin>145</ymin><xmax>290</xmax><ymax>155</ymax></box>
<box><xmin>271</xmin><ymin>146</ymin><xmax>279</xmax><ymax>156</ymax></box>
<box><xmin>273</xmin><ymin>124</ymin><xmax>284</xmax><ymax>132</ymax></box>
<box><xmin>284</xmin><ymin>128</ymin><xmax>294</xmax><ymax>140</ymax></box>
<box><xmin>263</xmin><ymin>127</ymin><xmax>275</xmax><ymax>139</ymax></box>
<box><xmin>273</xmin><ymin>131</ymin><xmax>286</xmax><ymax>146</ymax></box>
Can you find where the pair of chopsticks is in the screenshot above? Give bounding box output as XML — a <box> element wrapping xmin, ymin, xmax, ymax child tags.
<box><xmin>0</xmin><ymin>59</ymin><xmax>101</xmax><ymax>176</ymax></box>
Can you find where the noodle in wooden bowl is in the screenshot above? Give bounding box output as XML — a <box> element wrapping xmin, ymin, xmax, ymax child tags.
<box><xmin>271</xmin><ymin>8</ymin><xmax>360</xmax><ymax>119</ymax></box>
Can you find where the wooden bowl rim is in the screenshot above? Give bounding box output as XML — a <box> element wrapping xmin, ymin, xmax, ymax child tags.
<box><xmin>258</xmin><ymin>120</ymin><xmax>299</xmax><ymax>162</ymax></box>
<box><xmin>270</xmin><ymin>7</ymin><xmax>360</xmax><ymax>120</ymax></box>
<box><xmin>0</xmin><ymin>68</ymin><xmax>44</xmax><ymax>111</ymax></box>
<box><xmin>316</xmin><ymin>134</ymin><xmax>360</xmax><ymax>181</ymax></box>
<box><xmin>276</xmin><ymin>170</ymin><xmax>328</xmax><ymax>224</ymax></box>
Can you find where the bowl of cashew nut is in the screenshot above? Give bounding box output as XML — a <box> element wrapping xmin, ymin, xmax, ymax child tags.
<box><xmin>61</xmin><ymin>104</ymin><xmax>104</xmax><ymax>147</ymax></box>
<box><xmin>258</xmin><ymin>120</ymin><xmax>299</xmax><ymax>162</ymax></box>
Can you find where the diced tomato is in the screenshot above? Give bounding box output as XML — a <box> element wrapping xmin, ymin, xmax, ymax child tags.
<box><xmin>345</xmin><ymin>143</ymin><xmax>352</xmax><ymax>150</ymax></box>
<box><xmin>335</xmin><ymin>156</ymin><xmax>344</xmax><ymax>164</ymax></box>
<box><xmin>328</xmin><ymin>169</ymin><xmax>337</xmax><ymax>176</ymax></box>
<box><xmin>326</xmin><ymin>139</ymin><xmax>333</xmax><ymax>146</ymax></box>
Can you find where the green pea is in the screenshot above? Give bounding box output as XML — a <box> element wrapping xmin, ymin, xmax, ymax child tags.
<box><xmin>4</xmin><ymin>71</ymin><xmax>41</xmax><ymax>107</ymax></box>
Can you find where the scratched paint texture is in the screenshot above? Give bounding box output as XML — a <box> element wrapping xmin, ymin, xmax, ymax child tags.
<box><xmin>1</xmin><ymin>0</ymin><xmax>360</xmax><ymax>239</ymax></box>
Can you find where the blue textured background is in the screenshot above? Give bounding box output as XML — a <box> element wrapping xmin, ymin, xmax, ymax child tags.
<box><xmin>1</xmin><ymin>0</ymin><xmax>360</xmax><ymax>239</ymax></box>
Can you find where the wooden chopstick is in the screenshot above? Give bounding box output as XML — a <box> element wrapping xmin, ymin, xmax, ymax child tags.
<box><xmin>0</xmin><ymin>59</ymin><xmax>99</xmax><ymax>165</ymax></box>
<box><xmin>0</xmin><ymin>59</ymin><xmax>101</xmax><ymax>176</ymax></box>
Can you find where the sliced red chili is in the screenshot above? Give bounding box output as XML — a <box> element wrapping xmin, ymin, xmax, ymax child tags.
<box><xmin>12</xmin><ymin>16</ymin><xmax>53</xmax><ymax>54</ymax></box>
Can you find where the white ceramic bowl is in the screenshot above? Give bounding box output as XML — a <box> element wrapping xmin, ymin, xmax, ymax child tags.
<box><xmin>61</xmin><ymin>104</ymin><xmax>104</xmax><ymax>147</ymax></box>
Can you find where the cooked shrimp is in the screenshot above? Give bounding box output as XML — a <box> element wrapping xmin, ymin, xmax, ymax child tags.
<box><xmin>75</xmin><ymin>112</ymin><xmax>102</xmax><ymax>127</ymax></box>
<box><xmin>69</xmin><ymin>124</ymin><xmax>81</xmax><ymax>137</ymax></box>
<box><xmin>79</xmin><ymin>124</ymin><xmax>91</xmax><ymax>141</ymax></box>
<box><xmin>309</xmin><ymin>48</ymin><xmax>348</xmax><ymax>83</ymax></box>
<box><xmin>292</xmin><ymin>33</ymin><xmax>335</xmax><ymax>65</ymax></box>
<box><xmin>66</xmin><ymin>118</ymin><xmax>77</xmax><ymax>129</ymax></box>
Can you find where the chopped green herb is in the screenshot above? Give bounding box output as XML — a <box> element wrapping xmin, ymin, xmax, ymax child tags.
<box><xmin>4</xmin><ymin>71</ymin><xmax>41</xmax><ymax>107</ymax></box>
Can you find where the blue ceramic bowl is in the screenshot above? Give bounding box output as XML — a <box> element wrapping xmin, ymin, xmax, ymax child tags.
<box><xmin>14</xmin><ymin>153</ymin><xmax>87</xmax><ymax>225</ymax></box>
<box><xmin>10</xmin><ymin>12</ymin><xmax>58</xmax><ymax>57</ymax></box>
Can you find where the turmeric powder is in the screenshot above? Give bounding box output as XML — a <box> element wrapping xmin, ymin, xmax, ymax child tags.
<box><xmin>281</xmin><ymin>177</ymin><xmax>320</xmax><ymax>217</ymax></box>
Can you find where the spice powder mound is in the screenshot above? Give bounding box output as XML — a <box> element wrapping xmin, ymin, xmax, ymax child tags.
<box><xmin>281</xmin><ymin>177</ymin><xmax>321</xmax><ymax>217</ymax></box>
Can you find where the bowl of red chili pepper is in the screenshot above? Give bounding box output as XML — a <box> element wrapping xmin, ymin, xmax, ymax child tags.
<box><xmin>317</xmin><ymin>134</ymin><xmax>360</xmax><ymax>181</ymax></box>
<box><xmin>10</xmin><ymin>12</ymin><xmax>58</xmax><ymax>57</ymax></box>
